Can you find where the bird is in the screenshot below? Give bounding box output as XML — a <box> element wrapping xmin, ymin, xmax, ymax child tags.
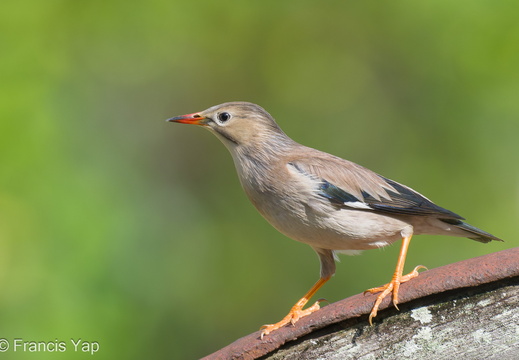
<box><xmin>166</xmin><ymin>102</ymin><xmax>502</xmax><ymax>338</ymax></box>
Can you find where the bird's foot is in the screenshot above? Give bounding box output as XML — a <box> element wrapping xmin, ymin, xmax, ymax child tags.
<box><xmin>260</xmin><ymin>299</ymin><xmax>325</xmax><ymax>339</ymax></box>
<box><xmin>364</xmin><ymin>265</ymin><xmax>427</xmax><ymax>325</ymax></box>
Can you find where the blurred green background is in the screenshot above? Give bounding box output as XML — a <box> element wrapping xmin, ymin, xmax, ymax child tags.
<box><xmin>1</xmin><ymin>1</ymin><xmax>518</xmax><ymax>359</ymax></box>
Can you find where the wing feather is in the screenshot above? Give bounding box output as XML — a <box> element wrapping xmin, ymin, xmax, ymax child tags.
<box><xmin>288</xmin><ymin>153</ymin><xmax>463</xmax><ymax>220</ymax></box>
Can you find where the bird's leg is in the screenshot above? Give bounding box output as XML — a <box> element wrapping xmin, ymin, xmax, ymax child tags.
<box><xmin>260</xmin><ymin>276</ymin><xmax>330</xmax><ymax>339</ymax></box>
<box><xmin>364</xmin><ymin>234</ymin><xmax>427</xmax><ymax>325</ymax></box>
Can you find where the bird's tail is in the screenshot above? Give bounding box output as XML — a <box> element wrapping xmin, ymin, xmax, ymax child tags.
<box><xmin>440</xmin><ymin>219</ymin><xmax>503</xmax><ymax>243</ymax></box>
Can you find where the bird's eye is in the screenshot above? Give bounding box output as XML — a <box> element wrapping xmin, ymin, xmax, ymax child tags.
<box><xmin>217</xmin><ymin>112</ymin><xmax>231</xmax><ymax>123</ymax></box>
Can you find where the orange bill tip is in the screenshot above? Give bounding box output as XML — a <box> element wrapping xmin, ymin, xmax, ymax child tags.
<box><xmin>166</xmin><ymin>112</ymin><xmax>206</xmax><ymax>125</ymax></box>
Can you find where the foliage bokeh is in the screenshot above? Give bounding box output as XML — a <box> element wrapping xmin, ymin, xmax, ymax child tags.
<box><xmin>1</xmin><ymin>1</ymin><xmax>517</xmax><ymax>359</ymax></box>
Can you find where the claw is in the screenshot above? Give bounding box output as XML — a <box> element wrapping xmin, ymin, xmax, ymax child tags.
<box><xmin>259</xmin><ymin>278</ymin><xmax>330</xmax><ymax>339</ymax></box>
<box><xmin>260</xmin><ymin>300</ymin><xmax>322</xmax><ymax>339</ymax></box>
<box><xmin>366</xmin><ymin>264</ymin><xmax>427</xmax><ymax>325</ymax></box>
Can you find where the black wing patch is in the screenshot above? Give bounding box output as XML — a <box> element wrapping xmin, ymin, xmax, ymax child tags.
<box><xmin>363</xmin><ymin>177</ymin><xmax>464</xmax><ymax>219</ymax></box>
<box><xmin>318</xmin><ymin>176</ymin><xmax>464</xmax><ymax>219</ymax></box>
<box><xmin>319</xmin><ymin>180</ymin><xmax>361</xmax><ymax>204</ymax></box>
<box><xmin>317</xmin><ymin>180</ymin><xmax>373</xmax><ymax>210</ymax></box>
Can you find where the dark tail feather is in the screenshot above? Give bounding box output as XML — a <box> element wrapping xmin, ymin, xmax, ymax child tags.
<box><xmin>440</xmin><ymin>219</ymin><xmax>503</xmax><ymax>243</ymax></box>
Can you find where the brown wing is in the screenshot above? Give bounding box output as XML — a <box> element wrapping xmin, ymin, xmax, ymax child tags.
<box><xmin>288</xmin><ymin>152</ymin><xmax>463</xmax><ymax>220</ymax></box>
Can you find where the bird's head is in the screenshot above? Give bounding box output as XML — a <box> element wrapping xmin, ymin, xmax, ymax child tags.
<box><xmin>167</xmin><ymin>102</ymin><xmax>289</xmax><ymax>150</ymax></box>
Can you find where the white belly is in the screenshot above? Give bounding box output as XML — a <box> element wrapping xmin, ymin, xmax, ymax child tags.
<box><xmin>253</xmin><ymin>192</ymin><xmax>411</xmax><ymax>251</ymax></box>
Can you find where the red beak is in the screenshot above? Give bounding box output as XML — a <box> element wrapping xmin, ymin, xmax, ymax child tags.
<box><xmin>166</xmin><ymin>112</ymin><xmax>206</xmax><ymax>125</ymax></box>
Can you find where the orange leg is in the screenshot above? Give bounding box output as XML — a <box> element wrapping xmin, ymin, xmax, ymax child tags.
<box><xmin>260</xmin><ymin>276</ymin><xmax>330</xmax><ymax>339</ymax></box>
<box><xmin>364</xmin><ymin>234</ymin><xmax>427</xmax><ymax>325</ymax></box>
